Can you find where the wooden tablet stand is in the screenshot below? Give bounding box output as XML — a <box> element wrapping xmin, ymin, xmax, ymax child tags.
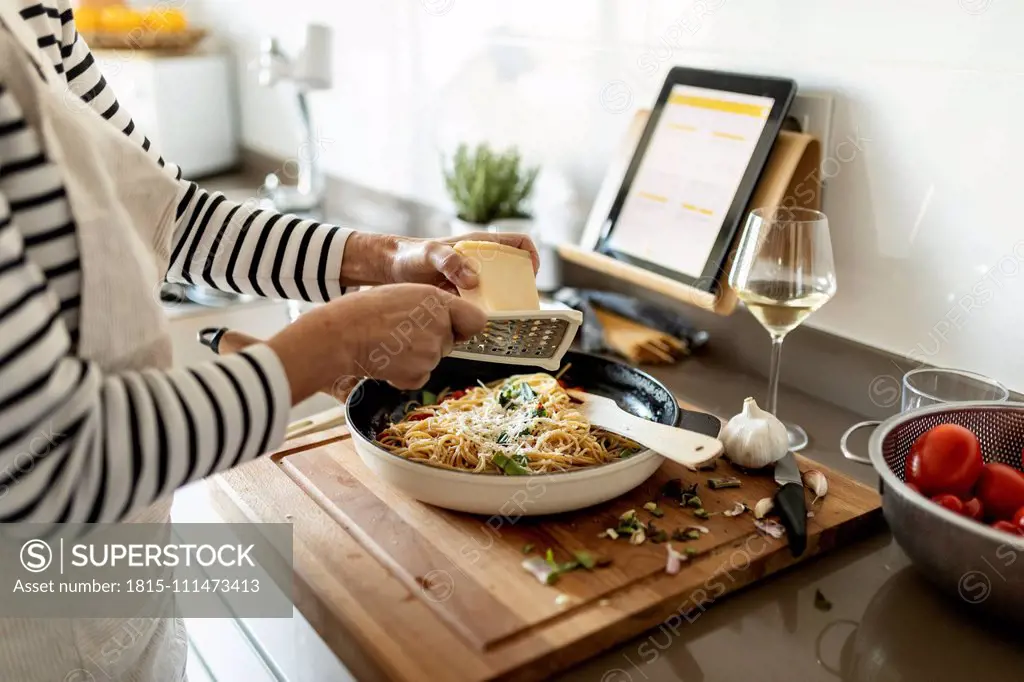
<box><xmin>559</xmin><ymin>109</ymin><xmax>822</xmax><ymax>316</ymax></box>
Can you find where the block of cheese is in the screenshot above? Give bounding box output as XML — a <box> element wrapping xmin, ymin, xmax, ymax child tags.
<box><xmin>453</xmin><ymin>241</ymin><xmax>540</xmax><ymax>312</ymax></box>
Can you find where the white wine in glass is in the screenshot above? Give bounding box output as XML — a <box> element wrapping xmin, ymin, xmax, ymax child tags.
<box><xmin>728</xmin><ymin>207</ymin><xmax>837</xmax><ymax>451</ymax></box>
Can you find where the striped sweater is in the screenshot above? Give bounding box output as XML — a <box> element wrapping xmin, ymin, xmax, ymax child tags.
<box><xmin>0</xmin><ymin>1</ymin><xmax>352</xmax><ymax>525</ymax></box>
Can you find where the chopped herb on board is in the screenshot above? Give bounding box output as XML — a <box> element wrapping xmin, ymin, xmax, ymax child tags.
<box><xmin>522</xmin><ymin>543</ymin><xmax>535</xmax><ymax>554</ymax></box>
<box><xmin>648</xmin><ymin>526</ymin><xmax>669</xmax><ymax>544</ymax></box>
<box><xmin>693</xmin><ymin>508</ymin><xmax>710</xmax><ymax>520</ymax></box>
<box><xmin>616</xmin><ymin>509</ymin><xmax>643</xmax><ymax>536</ymax></box>
<box><xmin>573</xmin><ymin>551</ymin><xmax>596</xmax><ymax>570</ymax></box>
<box><xmin>643</xmin><ymin>501</ymin><xmax>664</xmax><ymax>517</ymax></box>
<box><xmin>528</xmin><ymin>547</ymin><xmax>609</xmax><ymax>585</ymax></box>
<box><xmin>707</xmin><ymin>477</ymin><xmax>742</xmax><ymax>490</ymax></box>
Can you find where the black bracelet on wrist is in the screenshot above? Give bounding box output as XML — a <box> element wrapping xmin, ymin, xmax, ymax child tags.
<box><xmin>197</xmin><ymin>327</ymin><xmax>229</xmax><ymax>354</ymax></box>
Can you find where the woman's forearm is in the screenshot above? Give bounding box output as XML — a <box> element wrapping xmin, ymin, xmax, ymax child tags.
<box><xmin>339</xmin><ymin>232</ymin><xmax>397</xmax><ymax>287</ymax></box>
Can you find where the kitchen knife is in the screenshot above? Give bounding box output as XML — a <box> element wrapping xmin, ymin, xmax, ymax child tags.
<box><xmin>773</xmin><ymin>452</ymin><xmax>807</xmax><ymax>557</ymax></box>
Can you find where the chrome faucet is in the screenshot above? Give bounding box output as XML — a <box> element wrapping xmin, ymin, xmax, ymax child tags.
<box><xmin>255</xmin><ymin>26</ymin><xmax>333</xmax><ymax>215</ymax></box>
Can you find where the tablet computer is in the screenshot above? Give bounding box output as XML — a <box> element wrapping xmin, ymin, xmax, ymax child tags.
<box><xmin>595</xmin><ymin>67</ymin><xmax>796</xmax><ymax>294</ymax></box>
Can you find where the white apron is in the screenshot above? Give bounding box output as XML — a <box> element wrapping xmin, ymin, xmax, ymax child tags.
<box><xmin>0</xmin><ymin>8</ymin><xmax>188</xmax><ymax>681</ymax></box>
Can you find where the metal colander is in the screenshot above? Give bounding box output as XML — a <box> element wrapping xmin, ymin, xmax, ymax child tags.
<box><xmin>868</xmin><ymin>401</ymin><xmax>1024</xmax><ymax>624</ymax></box>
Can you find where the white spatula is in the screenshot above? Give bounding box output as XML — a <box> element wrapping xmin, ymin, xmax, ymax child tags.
<box><xmin>567</xmin><ymin>389</ymin><xmax>723</xmax><ymax>468</ymax></box>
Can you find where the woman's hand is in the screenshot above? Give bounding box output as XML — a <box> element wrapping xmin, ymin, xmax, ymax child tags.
<box><xmin>267</xmin><ymin>284</ymin><xmax>487</xmax><ymax>402</ymax></box>
<box><xmin>341</xmin><ymin>232</ymin><xmax>540</xmax><ymax>292</ymax></box>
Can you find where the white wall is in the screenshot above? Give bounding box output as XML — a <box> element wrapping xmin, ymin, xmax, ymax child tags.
<box><xmin>188</xmin><ymin>0</ymin><xmax>1024</xmax><ymax>391</ymax></box>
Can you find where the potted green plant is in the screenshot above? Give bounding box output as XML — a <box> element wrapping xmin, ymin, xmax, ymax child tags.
<box><xmin>442</xmin><ymin>142</ymin><xmax>540</xmax><ymax>236</ymax></box>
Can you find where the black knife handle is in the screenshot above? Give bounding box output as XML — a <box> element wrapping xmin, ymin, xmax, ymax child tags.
<box><xmin>774</xmin><ymin>482</ymin><xmax>808</xmax><ymax>557</ymax></box>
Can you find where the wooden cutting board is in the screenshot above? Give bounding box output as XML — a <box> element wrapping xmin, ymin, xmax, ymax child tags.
<box><xmin>211</xmin><ymin>422</ymin><xmax>883</xmax><ymax>682</ymax></box>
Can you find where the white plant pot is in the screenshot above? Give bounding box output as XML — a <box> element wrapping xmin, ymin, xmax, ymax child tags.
<box><xmin>488</xmin><ymin>217</ymin><xmax>534</xmax><ymax>235</ymax></box>
<box><xmin>449</xmin><ymin>217</ymin><xmax>486</xmax><ymax>237</ymax></box>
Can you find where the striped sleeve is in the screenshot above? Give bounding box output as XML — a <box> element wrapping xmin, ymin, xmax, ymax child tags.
<box><xmin>48</xmin><ymin>2</ymin><xmax>353</xmax><ymax>302</ymax></box>
<box><xmin>0</xmin><ymin>194</ymin><xmax>292</xmax><ymax>523</ymax></box>
<box><xmin>0</xmin><ymin>144</ymin><xmax>291</xmax><ymax>523</ymax></box>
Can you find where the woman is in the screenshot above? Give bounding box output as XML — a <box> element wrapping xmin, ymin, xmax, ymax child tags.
<box><xmin>0</xmin><ymin>2</ymin><xmax>538</xmax><ymax>679</ymax></box>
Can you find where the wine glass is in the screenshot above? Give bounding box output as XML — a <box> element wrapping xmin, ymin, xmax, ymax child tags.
<box><xmin>728</xmin><ymin>207</ymin><xmax>837</xmax><ymax>451</ymax></box>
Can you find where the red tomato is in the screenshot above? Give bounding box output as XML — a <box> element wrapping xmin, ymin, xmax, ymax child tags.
<box><xmin>905</xmin><ymin>424</ymin><xmax>983</xmax><ymax>498</ymax></box>
<box><xmin>991</xmin><ymin>520</ymin><xmax>1020</xmax><ymax>536</ymax></box>
<box><xmin>931</xmin><ymin>494</ymin><xmax>963</xmax><ymax>514</ymax></box>
<box><xmin>962</xmin><ymin>497</ymin><xmax>984</xmax><ymax>521</ymax></box>
<box><xmin>444</xmin><ymin>390</ymin><xmax>466</xmax><ymax>401</ymax></box>
<box><xmin>975</xmin><ymin>462</ymin><xmax>1024</xmax><ymax>520</ymax></box>
<box><xmin>407</xmin><ymin>413</ymin><xmax>430</xmax><ymax>422</ymax></box>
<box><xmin>1014</xmin><ymin>507</ymin><xmax>1024</xmax><ymax>534</ymax></box>
<box><xmin>905</xmin><ymin>482</ymin><xmax>921</xmax><ymax>495</ymax></box>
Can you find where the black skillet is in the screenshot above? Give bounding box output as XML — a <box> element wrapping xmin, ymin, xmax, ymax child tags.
<box><xmin>346</xmin><ymin>350</ymin><xmax>722</xmax><ymax>449</ymax></box>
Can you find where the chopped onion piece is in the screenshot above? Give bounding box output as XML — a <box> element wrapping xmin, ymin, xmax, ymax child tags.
<box><xmin>665</xmin><ymin>543</ymin><xmax>690</xmax><ymax>575</ymax></box>
<box><xmin>521</xmin><ymin>557</ymin><xmax>558</xmax><ymax>585</ymax></box>
<box><xmin>754</xmin><ymin>519</ymin><xmax>786</xmax><ymax>539</ymax></box>
<box><xmin>723</xmin><ymin>501</ymin><xmax>747</xmax><ymax>517</ymax></box>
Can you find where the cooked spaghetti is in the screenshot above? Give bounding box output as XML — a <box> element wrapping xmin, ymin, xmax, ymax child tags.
<box><xmin>376</xmin><ymin>372</ymin><xmax>641</xmax><ymax>475</ymax></box>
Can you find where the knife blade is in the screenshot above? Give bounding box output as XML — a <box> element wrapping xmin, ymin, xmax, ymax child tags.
<box><xmin>773</xmin><ymin>452</ymin><xmax>807</xmax><ymax>557</ymax></box>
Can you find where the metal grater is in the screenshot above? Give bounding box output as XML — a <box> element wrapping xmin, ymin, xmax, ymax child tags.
<box><xmin>449</xmin><ymin>309</ymin><xmax>583</xmax><ymax>371</ymax></box>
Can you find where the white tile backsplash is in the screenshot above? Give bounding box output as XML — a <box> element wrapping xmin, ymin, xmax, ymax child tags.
<box><xmin>189</xmin><ymin>0</ymin><xmax>1024</xmax><ymax>390</ymax></box>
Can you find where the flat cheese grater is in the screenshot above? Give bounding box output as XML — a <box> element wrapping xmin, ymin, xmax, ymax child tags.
<box><xmin>449</xmin><ymin>308</ymin><xmax>584</xmax><ymax>372</ymax></box>
<box><xmin>198</xmin><ymin>307</ymin><xmax>583</xmax><ymax>373</ymax></box>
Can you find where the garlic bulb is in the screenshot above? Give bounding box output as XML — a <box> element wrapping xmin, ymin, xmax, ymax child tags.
<box><xmin>720</xmin><ymin>397</ymin><xmax>789</xmax><ymax>469</ymax></box>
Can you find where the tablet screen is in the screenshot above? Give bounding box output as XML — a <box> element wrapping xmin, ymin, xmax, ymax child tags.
<box><xmin>605</xmin><ymin>84</ymin><xmax>776</xmax><ymax>279</ymax></box>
